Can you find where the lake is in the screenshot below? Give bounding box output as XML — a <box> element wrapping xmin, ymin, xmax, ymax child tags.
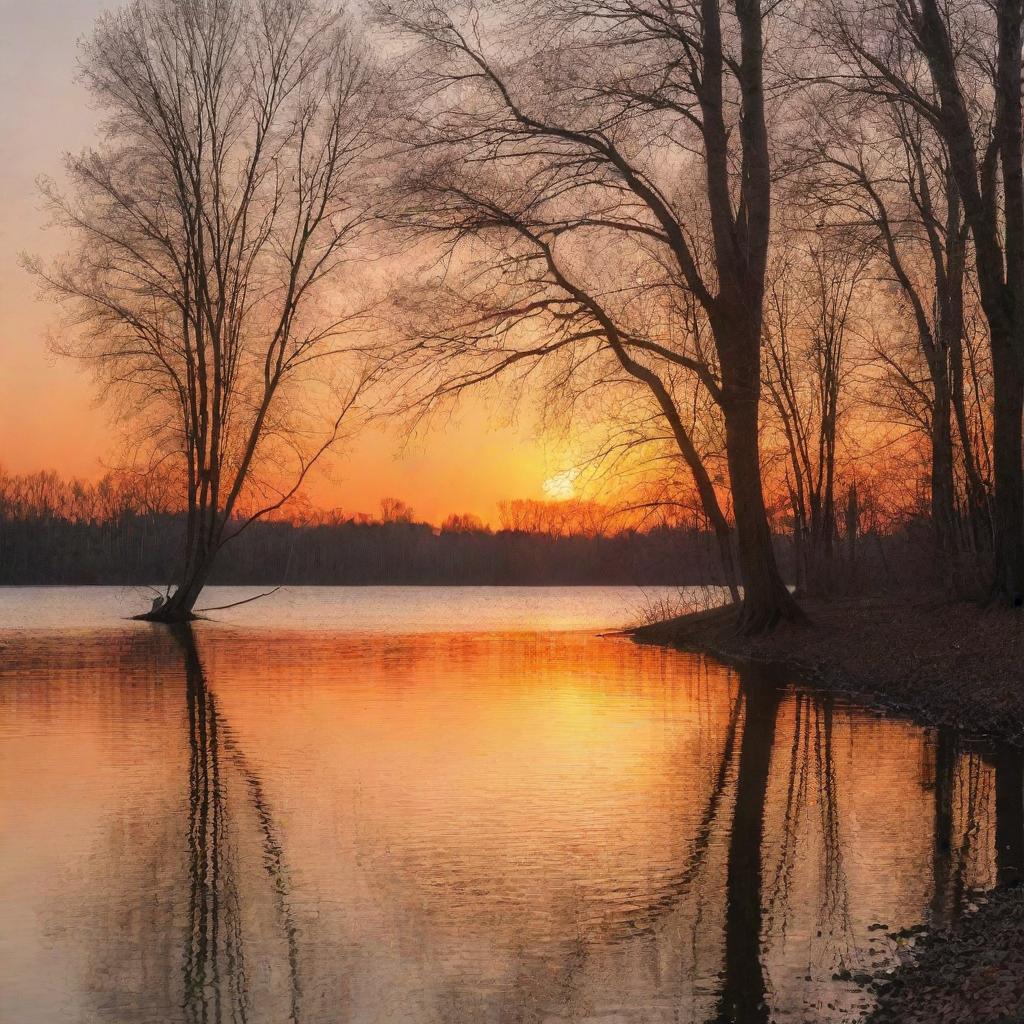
<box><xmin>0</xmin><ymin>586</ymin><xmax>1014</xmax><ymax>1023</ymax></box>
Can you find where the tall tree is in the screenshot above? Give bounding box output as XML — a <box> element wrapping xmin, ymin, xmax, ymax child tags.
<box><xmin>804</xmin><ymin>69</ymin><xmax>991</xmax><ymax>572</ymax></box>
<box><xmin>390</xmin><ymin>185</ymin><xmax>742</xmax><ymax>600</ymax></box>
<box><xmin>764</xmin><ymin>242</ymin><xmax>867</xmax><ymax>591</ymax></box>
<box><xmin>33</xmin><ymin>0</ymin><xmax>385</xmax><ymax>621</ymax></box>
<box><xmin>382</xmin><ymin>0</ymin><xmax>802</xmax><ymax>630</ymax></box>
<box><xmin>821</xmin><ymin>0</ymin><xmax>1024</xmax><ymax>604</ymax></box>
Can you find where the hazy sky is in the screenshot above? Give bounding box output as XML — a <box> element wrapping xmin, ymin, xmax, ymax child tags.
<box><xmin>0</xmin><ymin>0</ymin><xmax>571</xmax><ymax>523</ymax></box>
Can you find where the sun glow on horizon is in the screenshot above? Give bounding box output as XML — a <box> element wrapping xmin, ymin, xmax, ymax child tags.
<box><xmin>542</xmin><ymin>470</ymin><xmax>578</xmax><ymax>501</ymax></box>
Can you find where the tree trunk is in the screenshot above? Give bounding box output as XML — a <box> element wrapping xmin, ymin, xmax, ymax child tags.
<box><xmin>911</xmin><ymin>0</ymin><xmax>1024</xmax><ymax>603</ymax></box>
<box><xmin>989</xmin><ymin>329</ymin><xmax>1024</xmax><ymax>606</ymax></box>
<box><xmin>844</xmin><ymin>483</ymin><xmax>858</xmax><ymax>582</ymax></box>
<box><xmin>930</xmin><ymin>374</ymin><xmax>958</xmax><ymax>572</ymax></box>
<box><xmin>949</xmin><ymin>333</ymin><xmax>990</xmax><ymax>549</ymax></box>
<box><xmin>136</xmin><ymin>523</ymin><xmax>214</xmax><ymax>622</ymax></box>
<box><xmin>943</xmin><ymin>233</ymin><xmax>990</xmax><ymax>551</ymax></box>
<box><xmin>165</xmin><ymin>570</ymin><xmax>209</xmax><ymax>621</ymax></box>
<box><xmin>722</xmin><ymin>381</ymin><xmax>803</xmax><ymax>632</ymax></box>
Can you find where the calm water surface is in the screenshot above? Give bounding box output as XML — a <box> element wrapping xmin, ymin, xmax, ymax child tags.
<box><xmin>0</xmin><ymin>587</ymin><xmax>1014</xmax><ymax>1024</ymax></box>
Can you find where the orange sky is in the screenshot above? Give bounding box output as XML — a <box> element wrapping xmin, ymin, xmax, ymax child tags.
<box><xmin>0</xmin><ymin>1</ymin><xmax>576</xmax><ymax>525</ymax></box>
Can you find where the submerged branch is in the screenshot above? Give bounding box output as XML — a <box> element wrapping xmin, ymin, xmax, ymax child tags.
<box><xmin>196</xmin><ymin>587</ymin><xmax>284</xmax><ymax>613</ymax></box>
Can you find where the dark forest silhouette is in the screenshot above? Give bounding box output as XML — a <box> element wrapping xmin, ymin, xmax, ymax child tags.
<box><xmin>0</xmin><ymin>506</ymin><xmax>735</xmax><ymax>587</ymax></box>
<box><xmin>1</xmin><ymin>466</ymin><xmax>958</xmax><ymax>589</ymax></box>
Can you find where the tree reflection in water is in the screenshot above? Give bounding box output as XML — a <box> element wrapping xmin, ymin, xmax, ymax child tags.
<box><xmin>175</xmin><ymin>625</ymin><xmax>302</xmax><ymax>1024</ymax></box>
<box><xmin>712</xmin><ymin>668</ymin><xmax>780</xmax><ymax>1024</ymax></box>
<box><xmin>770</xmin><ymin>692</ymin><xmax>858</xmax><ymax>982</ymax></box>
<box><xmin>930</xmin><ymin>735</ymin><xmax>992</xmax><ymax>927</ymax></box>
<box><xmin>713</xmin><ymin>667</ymin><xmax>1017</xmax><ymax>1024</ymax></box>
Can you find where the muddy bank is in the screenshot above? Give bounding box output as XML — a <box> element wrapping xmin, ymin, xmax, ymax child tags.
<box><xmin>631</xmin><ymin>592</ymin><xmax>1024</xmax><ymax>744</ymax></box>
<box><xmin>865</xmin><ymin>886</ymin><xmax>1024</xmax><ymax>1024</ymax></box>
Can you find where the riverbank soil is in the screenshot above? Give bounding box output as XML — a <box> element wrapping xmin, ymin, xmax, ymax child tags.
<box><xmin>632</xmin><ymin>591</ymin><xmax>1024</xmax><ymax>742</ymax></box>
<box><xmin>633</xmin><ymin>590</ymin><xmax>1024</xmax><ymax>1024</ymax></box>
<box><xmin>865</xmin><ymin>888</ymin><xmax>1024</xmax><ymax>1024</ymax></box>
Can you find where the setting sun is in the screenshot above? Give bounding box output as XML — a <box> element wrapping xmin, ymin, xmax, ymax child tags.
<box><xmin>542</xmin><ymin>470</ymin><xmax>577</xmax><ymax>501</ymax></box>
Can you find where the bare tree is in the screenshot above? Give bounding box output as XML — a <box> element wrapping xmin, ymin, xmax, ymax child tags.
<box><xmin>802</xmin><ymin>66</ymin><xmax>991</xmax><ymax>575</ymax></box>
<box><xmin>388</xmin><ymin>173</ymin><xmax>743</xmax><ymax>602</ymax></box>
<box><xmin>817</xmin><ymin>0</ymin><xmax>1024</xmax><ymax>603</ymax></box>
<box><xmin>764</xmin><ymin>241</ymin><xmax>867</xmax><ymax>591</ymax></box>
<box><xmin>31</xmin><ymin>0</ymin><xmax>386</xmax><ymax>621</ymax></box>
<box><xmin>380</xmin><ymin>0</ymin><xmax>801</xmax><ymax>630</ymax></box>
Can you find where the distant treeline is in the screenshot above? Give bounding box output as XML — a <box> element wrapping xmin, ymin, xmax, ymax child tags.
<box><xmin>2</xmin><ymin>467</ymin><xmax>948</xmax><ymax>590</ymax></box>
<box><xmin>0</xmin><ymin>466</ymin><xmax>747</xmax><ymax>585</ymax></box>
<box><xmin>0</xmin><ymin>511</ymin><xmax>738</xmax><ymax>586</ymax></box>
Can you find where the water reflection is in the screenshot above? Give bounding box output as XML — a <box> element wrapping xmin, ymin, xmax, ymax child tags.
<box><xmin>712</xmin><ymin>673</ymin><xmax>778</xmax><ymax>1024</ymax></box>
<box><xmin>178</xmin><ymin>624</ymin><xmax>301</xmax><ymax>1024</ymax></box>
<box><xmin>929</xmin><ymin>734</ymin><xmax>995</xmax><ymax>925</ymax></box>
<box><xmin>1</xmin><ymin>622</ymin><xmax>1022</xmax><ymax>1023</ymax></box>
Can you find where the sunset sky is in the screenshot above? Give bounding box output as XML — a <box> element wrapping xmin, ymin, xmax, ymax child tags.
<box><xmin>0</xmin><ymin>0</ymin><xmax>573</xmax><ymax>524</ymax></box>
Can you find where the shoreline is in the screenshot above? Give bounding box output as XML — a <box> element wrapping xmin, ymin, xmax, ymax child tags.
<box><xmin>631</xmin><ymin>591</ymin><xmax>1024</xmax><ymax>745</ymax></box>
<box><xmin>632</xmin><ymin>591</ymin><xmax>1024</xmax><ymax>1023</ymax></box>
